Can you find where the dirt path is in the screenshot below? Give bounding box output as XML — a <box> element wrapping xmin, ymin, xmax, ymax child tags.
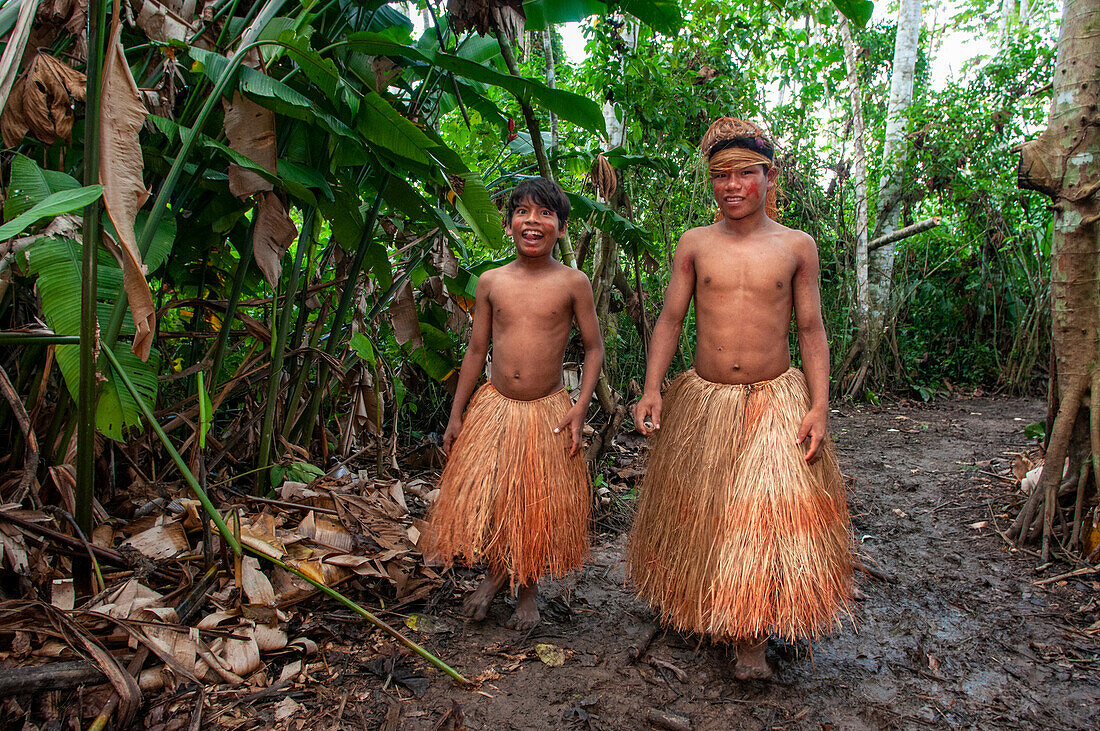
<box><xmin>333</xmin><ymin>397</ymin><xmax>1099</xmax><ymax>730</ymax></box>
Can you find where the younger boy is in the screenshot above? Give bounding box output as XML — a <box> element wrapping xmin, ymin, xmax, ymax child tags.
<box><xmin>425</xmin><ymin>177</ymin><xmax>604</xmax><ymax>630</ymax></box>
<box><xmin>627</xmin><ymin>119</ymin><xmax>852</xmax><ymax>679</ymax></box>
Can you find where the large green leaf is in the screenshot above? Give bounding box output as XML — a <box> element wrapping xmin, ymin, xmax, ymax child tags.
<box><xmin>832</xmin><ymin>0</ymin><xmax>874</xmax><ymax>27</ymax></box>
<box><xmin>566</xmin><ymin>191</ymin><xmax>658</xmax><ymax>258</ymax></box>
<box><xmin>616</xmin><ymin>0</ymin><xmax>683</xmax><ymax>34</ymax></box>
<box><xmin>356</xmin><ymin>89</ymin><xmax>437</xmax><ymax>166</ymax></box>
<box><xmin>0</xmin><ymin>186</ymin><xmax>104</xmax><ymax>240</ymax></box>
<box><xmin>27</xmin><ymin>237</ymin><xmax>159</xmax><ymax>440</ymax></box>
<box><xmin>522</xmin><ymin>0</ymin><xmax>683</xmax><ymax>34</ymax></box>
<box><xmin>522</xmin><ymin>0</ymin><xmax>605</xmax><ymax>27</ymax></box>
<box><xmin>346</xmin><ymin>33</ymin><xmax>605</xmax><ymax>135</ymax></box>
<box><xmin>5</xmin><ymin>154</ymin><xmax>81</xmax><ymax>220</ymax></box>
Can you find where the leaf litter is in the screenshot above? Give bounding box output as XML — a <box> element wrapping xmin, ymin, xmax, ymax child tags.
<box><xmin>0</xmin><ymin>450</ymin><xmax>457</xmax><ymax>729</ymax></box>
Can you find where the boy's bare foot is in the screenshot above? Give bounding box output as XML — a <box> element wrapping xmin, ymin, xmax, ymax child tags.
<box><xmin>463</xmin><ymin>569</ymin><xmax>508</xmax><ymax>621</ymax></box>
<box><xmin>734</xmin><ymin>637</ymin><xmax>773</xmax><ymax>681</ymax></box>
<box><xmin>504</xmin><ymin>583</ymin><xmax>540</xmax><ymax>631</ymax></box>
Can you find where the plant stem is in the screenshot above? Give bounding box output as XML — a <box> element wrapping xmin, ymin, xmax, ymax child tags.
<box><xmin>208</xmin><ymin>221</ymin><xmax>255</xmax><ymax>391</ymax></box>
<box><xmin>0</xmin><ymin>334</ymin><xmax>80</xmax><ymax>345</ymax></box>
<box><xmin>101</xmin><ymin>346</ymin><xmax>241</xmax><ymax>556</ymax></box>
<box><xmin>294</xmin><ymin>183</ymin><xmax>386</xmax><ymax>442</ymax></box>
<box><xmin>76</xmin><ymin>0</ymin><xmax>107</xmax><ymax>554</ymax></box>
<box><xmin>257</xmin><ymin>207</ymin><xmax>316</xmax><ymax>491</ymax></box>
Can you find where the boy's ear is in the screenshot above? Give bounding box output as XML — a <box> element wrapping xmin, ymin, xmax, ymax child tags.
<box><xmin>767</xmin><ymin>166</ymin><xmax>779</xmax><ymax>184</ymax></box>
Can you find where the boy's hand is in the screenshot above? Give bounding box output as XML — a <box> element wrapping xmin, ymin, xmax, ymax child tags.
<box><xmin>442</xmin><ymin>416</ymin><xmax>463</xmax><ymax>455</ymax></box>
<box><xmin>554</xmin><ymin>404</ymin><xmax>586</xmax><ymax>457</ymax></box>
<box><xmin>634</xmin><ymin>392</ymin><xmax>663</xmax><ymax>436</ymax></box>
<box><xmin>796</xmin><ymin>407</ymin><xmax>828</xmax><ymax>463</ymax></box>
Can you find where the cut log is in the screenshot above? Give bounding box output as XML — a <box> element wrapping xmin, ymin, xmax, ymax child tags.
<box><xmin>0</xmin><ymin>660</ymin><xmax>104</xmax><ymax>696</ymax></box>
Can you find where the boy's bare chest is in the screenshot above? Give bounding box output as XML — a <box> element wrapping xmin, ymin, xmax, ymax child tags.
<box><xmin>490</xmin><ymin>279</ymin><xmax>573</xmax><ymax>329</ymax></box>
<box><xmin>695</xmin><ymin>247</ymin><xmax>798</xmax><ymax>300</ymax></box>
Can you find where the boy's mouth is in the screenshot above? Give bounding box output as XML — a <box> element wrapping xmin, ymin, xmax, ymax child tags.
<box><xmin>521</xmin><ymin>229</ymin><xmax>545</xmax><ymax>241</ymax></box>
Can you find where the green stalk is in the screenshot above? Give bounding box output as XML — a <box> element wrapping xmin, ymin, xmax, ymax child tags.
<box><xmin>244</xmin><ymin>545</ymin><xmax>468</xmax><ymax>684</ymax></box>
<box><xmin>257</xmin><ymin>207</ymin><xmax>316</xmax><ymax>492</ymax></box>
<box><xmin>101</xmin><ymin>346</ymin><xmax>241</xmax><ymax>556</ymax></box>
<box><xmin>0</xmin><ymin>334</ymin><xmax>80</xmax><ymax>345</ymax></box>
<box><xmin>208</xmin><ymin>221</ymin><xmax>254</xmax><ymax>391</ymax></box>
<box><xmin>292</xmin><ymin>184</ymin><xmax>386</xmax><ymax>442</ymax></box>
<box><xmin>76</xmin><ymin>0</ymin><xmax>107</xmax><ymax>545</ymax></box>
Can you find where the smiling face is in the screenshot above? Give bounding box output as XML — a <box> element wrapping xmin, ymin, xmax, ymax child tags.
<box><xmin>505</xmin><ymin>196</ymin><xmax>566</xmax><ymax>259</ymax></box>
<box><xmin>710</xmin><ymin>163</ymin><xmax>775</xmax><ymax>220</ymax></box>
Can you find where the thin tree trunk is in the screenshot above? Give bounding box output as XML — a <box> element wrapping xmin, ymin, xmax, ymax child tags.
<box><xmin>856</xmin><ymin>0</ymin><xmax>921</xmax><ymax>393</ymax></box>
<box><xmin>840</xmin><ymin>17</ymin><xmax>870</xmax><ymax>351</ymax></box>
<box><xmin>541</xmin><ymin>30</ymin><xmax>557</xmax><ymax>148</ymax></box>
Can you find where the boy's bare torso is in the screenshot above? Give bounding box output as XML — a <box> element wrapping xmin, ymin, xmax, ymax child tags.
<box><xmin>686</xmin><ymin>220</ymin><xmax>809</xmax><ymax>385</ymax></box>
<box><xmin>484</xmin><ymin>260</ymin><xmax>580</xmax><ymax>400</ymax></box>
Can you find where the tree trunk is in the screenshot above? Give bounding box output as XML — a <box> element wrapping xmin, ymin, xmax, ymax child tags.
<box><xmin>541</xmin><ymin>30</ymin><xmax>558</xmax><ymax>148</ymax></box>
<box><xmin>1015</xmin><ymin>0</ymin><xmax>1099</xmax><ymax>562</ymax></box>
<box><xmin>838</xmin><ymin>18</ymin><xmax>871</xmax><ymax>396</ymax></box>
<box><xmin>852</xmin><ymin>0</ymin><xmax>921</xmax><ymax>396</ymax></box>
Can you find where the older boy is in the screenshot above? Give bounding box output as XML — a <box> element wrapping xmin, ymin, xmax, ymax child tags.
<box><xmin>627</xmin><ymin>119</ymin><xmax>852</xmax><ymax>679</ymax></box>
<box><xmin>426</xmin><ymin>177</ymin><xmax>603</xmax><ymax>630</ymax></box>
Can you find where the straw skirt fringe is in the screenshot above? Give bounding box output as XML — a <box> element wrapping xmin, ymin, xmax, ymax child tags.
<box><xmin>627</xmin><ymin>368</ymin><xmax>853</xmax><ymax>642</ymax></box>
<box><xmin>425</xmin><ymin>383</ymin><xmax>590</xmax><ymax>585</ymax></box>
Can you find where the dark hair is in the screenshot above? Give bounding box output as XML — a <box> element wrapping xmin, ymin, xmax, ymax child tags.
<box><xmin>506</xmin><ymin>177</ymin><xmax>570</xmax><ymax>227</ymax></box>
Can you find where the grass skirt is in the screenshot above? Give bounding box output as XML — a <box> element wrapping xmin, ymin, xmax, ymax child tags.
<box><xmin>627</xmin><ymin>368</ymin><xmax>852</xmax><ymax>641</ymax></box>
<box><xmin>424</xmin><ymin>383</ymin><xmax>590</xmax><ymax>586</ymax></box>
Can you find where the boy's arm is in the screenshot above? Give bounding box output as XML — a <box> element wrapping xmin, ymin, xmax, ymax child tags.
<box><xmin>792</xmin><ymin>233</ymin><xmax>830</xmax><ymax>463</ymax></box>
<box><xmin>635</xmin><ymin>234</ymin><xmax>696</xmax><ymax>435</ymax></box>
<box><xmin>443</xmin><ymin>272</ymin><xmax>493</xmax><ymax>454</ymax></box>
<box><xmin>554</xmin><ymin>271</ymin><xmax>604</xmax><ymax>456</ymax></box>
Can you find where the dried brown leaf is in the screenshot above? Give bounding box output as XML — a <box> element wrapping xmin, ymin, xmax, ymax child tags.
<box><xmin>389</xmin><ymin>281</ymin><xmax>422</xmax><ymax>349</ymax></box>
<box><xmin>136</xmin><ymin>0</ymin><xmax>200</xmax><ymax>44</ymax></box>
<box><xmin>294</xmin><ymin>511</ymin><xmax>354</xmax><ymax>552</ymax></box>
<box><xmin>99</xmin><ymin>22</ymin><xmax>155</xmax><ymax>360</ymax></box>
<box><xmin>1</xmin><ymin>53</ymin><xmax>87</xmax><ymax>147</ymax></box>
<box><xmin>120</xmin><ymin>521</ymin><xmax>189</xmax><ymax>560</ymax></box>
<box><xmin>240</xmin><ymin>555</ymin><xmax>277</xmax><ymax>607</ymax></box>
<box><xmin>253</xmin><ymin>192</ymin><xmax>297</xmax><ymax>289</ymax></box>
<box><xmin>223</xmin><ymin>91</ymin><xmax>276</xmax><ymax>198</ymax></box>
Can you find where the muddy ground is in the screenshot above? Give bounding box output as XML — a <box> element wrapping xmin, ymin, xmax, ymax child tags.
<box><xmin>279</xmin><ymin>396</ymin><xmax>1099</xmax><ymax>730</ymax></box>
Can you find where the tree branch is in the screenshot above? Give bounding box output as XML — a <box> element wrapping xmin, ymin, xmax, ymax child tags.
<box><xmin>867</xmin><ymin>217</ymin><xmax>941</xmax><ymax>252</ymax></box>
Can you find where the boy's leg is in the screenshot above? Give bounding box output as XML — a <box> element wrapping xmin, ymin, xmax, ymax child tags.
<box><xmin>505</xmin><ymin>581</ymin><xmax>539</xmax><ymax>631</ymax></box>
<box><xmin>734</xmin><ymin>635</ymin><xmax>772</xmax><ymax>680</ymax></box>
<box><xmin>463</xmin><ymin>566</ymin><xmax>508</xmax><ymax>621</ymax></box>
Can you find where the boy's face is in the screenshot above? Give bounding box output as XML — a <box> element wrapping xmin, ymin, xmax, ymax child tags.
<box><xmin>710</xmin><ymin>164</ymin><xmax>776</xmax><ymax>220</ymax></box>
<box><xmin>505</xmin><ymin>196</ymin><xmax>565</xmax><ymax>259</ymax></box>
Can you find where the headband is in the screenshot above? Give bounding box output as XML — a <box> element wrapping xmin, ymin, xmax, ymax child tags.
<box><xmin>707</xmin><ymin>135</ymin><xmax>774</xmax><ymax>161</ymax></box>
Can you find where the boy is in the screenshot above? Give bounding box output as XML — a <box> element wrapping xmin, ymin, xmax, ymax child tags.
<box><xmin>627</xmin><ymin>119</ymin><xmax>852</xmax><ymax>679</ymax></box>
<box><xmin>425</xmin><ymin>177</ymin><xmax>604</xmax><ymax>631</ymax></box>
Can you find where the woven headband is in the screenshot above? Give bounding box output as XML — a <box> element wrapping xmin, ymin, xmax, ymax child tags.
<box><xmin>707</xmin><ymin>135</ymin><xmax>774</xmax><ymax>161</ymax></box>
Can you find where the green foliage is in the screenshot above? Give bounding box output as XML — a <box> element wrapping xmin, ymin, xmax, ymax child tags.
<box><xmin>27</xmin><ymin>237</ymin><xmax>160</xmax><ymax>440</ymax></box>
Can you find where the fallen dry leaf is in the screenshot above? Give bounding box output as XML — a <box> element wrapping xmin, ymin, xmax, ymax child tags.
<box><xmin>121</xmin><ymin>521</ymin><xmax>189</xmax><ymax>560</ymax></box>
<box><xmin>968</xmin><ymin>521</ymin><xmax>989</xmax><ymax>530</ymax></box>
<box><xmin>99</xmin><ymin>20</ymin><xmax>155</xmax><ymax>361</ymax></box>
<box><xmin>535</xmin><ymin>642</ymin><xmax>565</xmax><ymax>667</ymax></box>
